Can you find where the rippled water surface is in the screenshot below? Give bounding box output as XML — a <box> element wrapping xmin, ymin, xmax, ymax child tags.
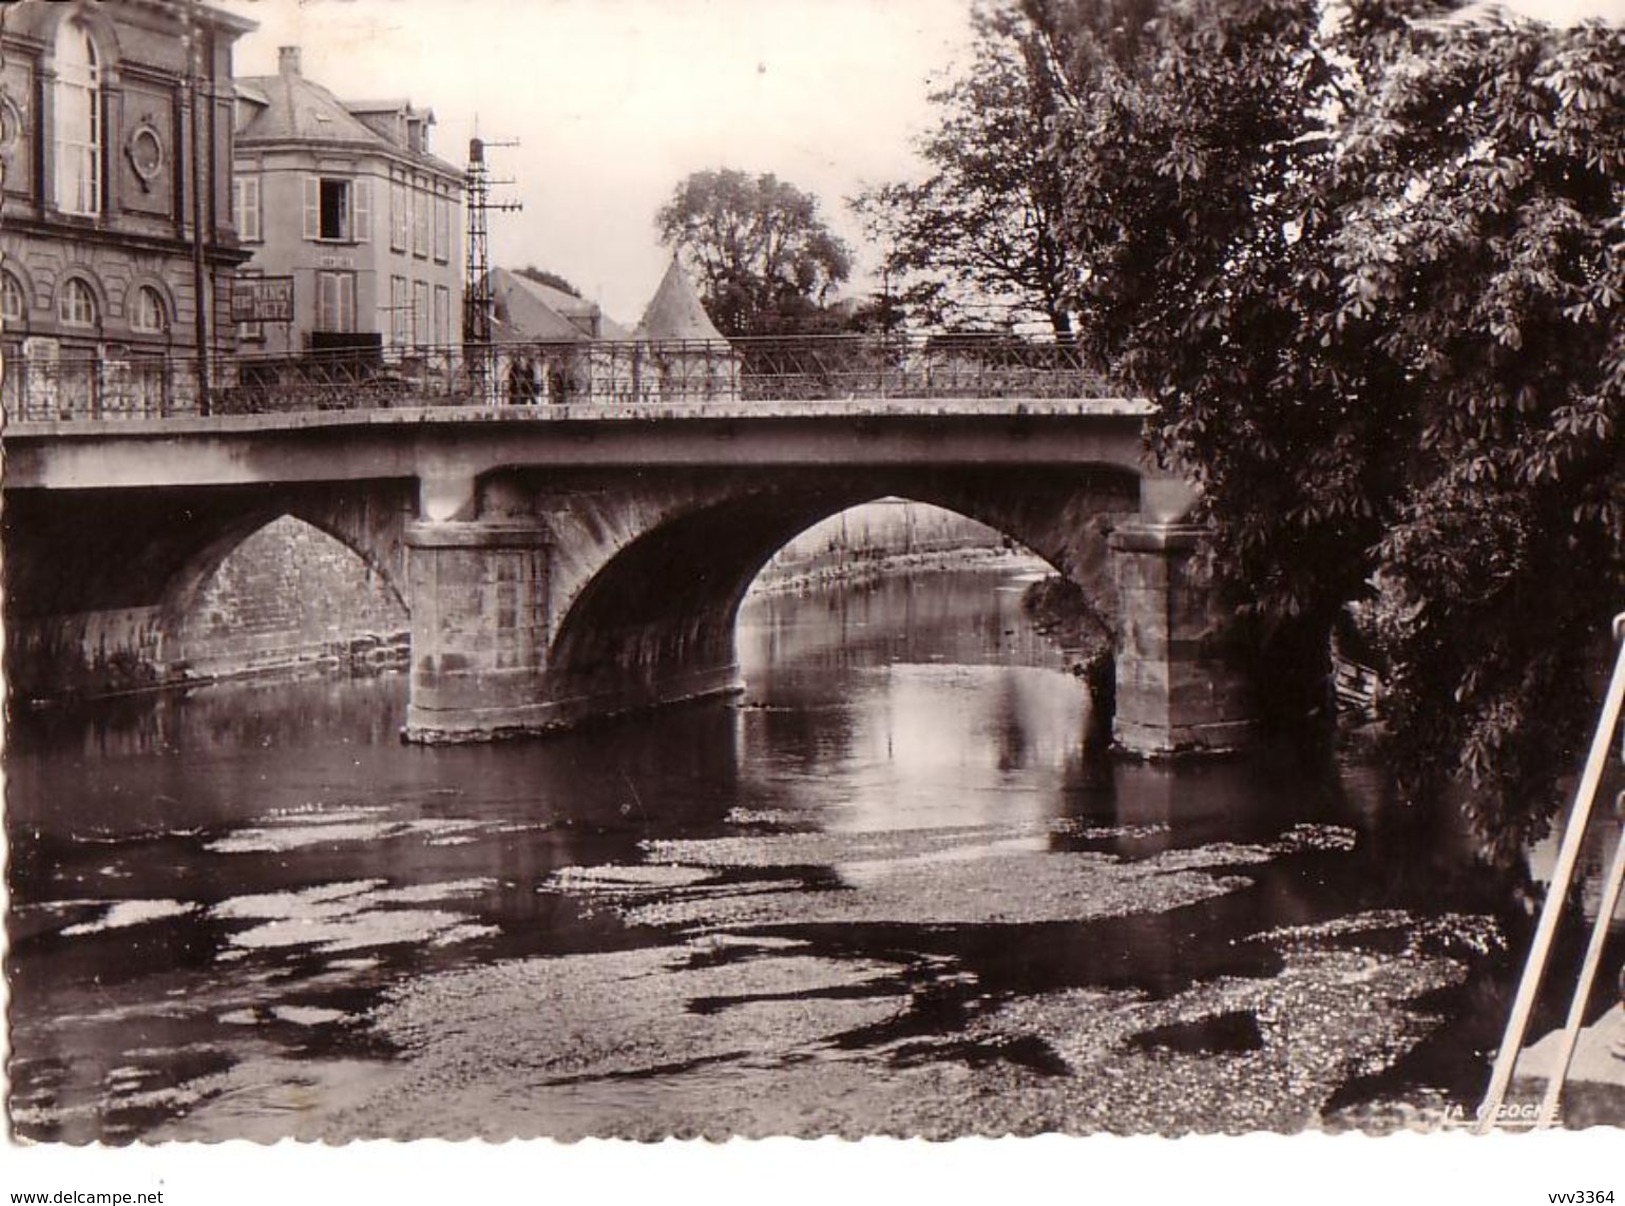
<box><xmin>6</xmin><ymin>562</ymin><xmax>1613</xmax><ymax>1141</ymax></box>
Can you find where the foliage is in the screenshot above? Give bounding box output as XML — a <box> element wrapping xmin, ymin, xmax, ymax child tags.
<box><xmin>850</xmin><ymin>5</ymin><xmax>1087</xmax><ymax>336</ymax></box>
<box><xmin>1029</xmin><ymin>0</ymin><xmax>1624</xmax><ymax>856</ymax></box>
<box><xmin>655</xmin><ymin>169</ymin><xmax>853</xmax><ymax>336</ymax></box>
<box><xmin>1340</xmin><ymin>12</ymin><xmax>1625</xmax><ymax>862</ymax></box>
<box><xmin>1041</xmin><ymin>0</ymin><xmax>1388</xmax><ymax>719</ymax></box>
<box><xmin>514</xmin><ymin>266</ymin><xmax>583</xmax><ymax>298</ymax></box>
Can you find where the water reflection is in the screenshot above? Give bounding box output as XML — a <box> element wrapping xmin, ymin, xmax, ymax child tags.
<box><xmin>5</xmin><ymin>563</ymin><xmax>1616</xmax><ymax>1141</ymax></box>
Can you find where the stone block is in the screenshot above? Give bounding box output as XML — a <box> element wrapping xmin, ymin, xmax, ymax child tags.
<box><xmin>1110</xmin><ymin>520</ymin><xmax>1256</xmax><ymax>757</ymax></box>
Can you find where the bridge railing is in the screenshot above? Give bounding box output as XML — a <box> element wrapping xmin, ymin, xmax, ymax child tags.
<box><xmin>2</xmin><ymin>334</ymin><xmax>1119</xmax><ymax>421</ymax></box>
<box><xmin>732</xmin><ymin>334</ymin><xmax>1111</xmax><ymax>402</ymax></box>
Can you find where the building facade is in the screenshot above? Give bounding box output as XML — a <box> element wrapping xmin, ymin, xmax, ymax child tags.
<box><xmin>232</xmin><ymin>47</ymin><xmax>463</xmax><ymax>359</ymax></box>
<box><xmin>0</xmin><ymin>0</ymin><xmax>254</xmax><ymax>417</ymax></box>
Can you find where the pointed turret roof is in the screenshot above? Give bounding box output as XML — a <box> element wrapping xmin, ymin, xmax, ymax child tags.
<box><xmin>636</xmin><ymin>258</ymin><xmax>727</xmax><ymax>342</ymax></box>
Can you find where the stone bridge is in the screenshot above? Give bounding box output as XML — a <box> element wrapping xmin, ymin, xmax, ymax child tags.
<box><xmin>2</xmin><ymin>397</ymin><xmax>1254</xmax><ymax>755</ymax></box>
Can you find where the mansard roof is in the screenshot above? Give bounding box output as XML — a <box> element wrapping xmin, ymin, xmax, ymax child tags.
<box><xmin>236</xmin><ymin>52</ymin><xmax>459</xmax><ymax>178</ymax></box>
<box><xmin>237</xmin><ymin>70</ymin><xmax>379</xmax><ymax>145</ymax></box>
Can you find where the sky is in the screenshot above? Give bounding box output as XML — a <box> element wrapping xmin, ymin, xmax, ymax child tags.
<box><xmin>216</xmin><ymin>0</ymin><xmax>977</xmax><ymax>324</ymax></box>
<box><xmin>214</xmin><ymin>0</ymin><xmax>1625</xmax><ymax>326</ymax></box>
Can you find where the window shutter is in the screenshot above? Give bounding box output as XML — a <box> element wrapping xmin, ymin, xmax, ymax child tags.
<box><xmin>236</xmin><ymin>176</ymin><xmax>261</xmax><ymax>242</ymax></box>
<box><xmin>303</xmin><ymin>176</ymin><xmax>320</xmax><ymax>241</ymax></box>
<box><xmin>353</xmin><ymin>178</ymin><xmax>371</xmax><ymax>243</ymax></box>
<box><xmin>339</xmin><ymin>273</ymin><xmax>355</xmax><ymax>332</ymax></box>
<box><xmin>391</xmin><ymin>275</ymin><xmax>407</xmax><ymax>345</ymax></box>
<box><xmin>392</xmin><ymin>180</ymin><xmax>407</xmax><ymax>251</ymax></box>
<box><xmin>413</xmin><ymin>176</ymin><xmax>428</xmax><ymax>256</ymax></box>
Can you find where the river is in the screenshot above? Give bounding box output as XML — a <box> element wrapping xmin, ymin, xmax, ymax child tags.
<box><xmin>4</xmin><ymin>559</ymin><xmax>1618</xmax><ymax>1141</ymax></box>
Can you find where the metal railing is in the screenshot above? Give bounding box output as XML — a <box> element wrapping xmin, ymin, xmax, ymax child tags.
<box><xmin>2</xmin><ymin>333</ymin><xmax>1119</xmax><ymax>422</ymax></box>
<box><xmin>3</xmin><ymin>354</ymin><xmax>188</xmax><ymax>421</ymax></box>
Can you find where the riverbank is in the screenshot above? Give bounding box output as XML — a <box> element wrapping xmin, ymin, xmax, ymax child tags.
<box><xmin>750</xmin><ymin>545</ymin><xmax>1047</xmax><ymax>596</ymax></box>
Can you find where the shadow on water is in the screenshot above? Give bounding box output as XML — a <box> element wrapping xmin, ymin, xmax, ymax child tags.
<box><xmin>6</xmin><ymin>678</ymin><xmax>771</xmax><ymax>1141</ymax></box>
<box><xmin>6</xmin><ymin>562</ymin><xmax>1617</xmax><ymax>1139</ymax></box>
<box><xmin>650</xmin><ymin>733</ymin><xmax>1574</xmax><ymax>1110</ymax></box>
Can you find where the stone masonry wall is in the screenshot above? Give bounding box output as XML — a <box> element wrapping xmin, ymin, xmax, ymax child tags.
<box><xmin>172</xmin><ymin>516</ymin><xmax>409</xmax><ymax>681</ymax></box>
<box><xmin>758</xmin><ymin>499</ymin><xmax>1007</xmax><ymax>585</ymax></box>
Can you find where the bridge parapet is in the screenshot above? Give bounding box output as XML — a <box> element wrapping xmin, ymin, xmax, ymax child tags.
<box><xmin>2</xmin><ymin>333</ymin><xmax>1126</xmax><ymax>422</ymax></box>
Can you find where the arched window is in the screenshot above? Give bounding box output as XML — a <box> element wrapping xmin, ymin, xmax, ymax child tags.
<box><xmin>59</xmin><ymin>277</ymin><xmax>98</xmax><ymax>327</ymax></box>
<box><xmin>131</xmin><ymin>286</ymin><xmax>166</xmax><ymax>334</ymax></box>
<box><xmin>2</xmin><ymin>271</ymin><xmax>25</xmax><ymax>326</ymax></box>
<box><xmin>54</xmin><ymin>22</ymin><xmax>102</xmax><ymax>216</ymax></box>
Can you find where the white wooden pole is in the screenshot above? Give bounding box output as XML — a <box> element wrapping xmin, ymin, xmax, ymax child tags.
<box><xmin>1535</xmin><ymin>797</ymin><xmax>1625</xmax><ymax>1128</ymax></box>
<box><xmin>1476</xmin><ymin>614</ymin><xmax>1625</xmax><ymax>1133</ymax></box>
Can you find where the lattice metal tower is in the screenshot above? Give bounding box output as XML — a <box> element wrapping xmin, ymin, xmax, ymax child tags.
<box><xmin>462</xmin><ymin>136</ymin><xmax>521</xmax><ymax>346</ymax></box>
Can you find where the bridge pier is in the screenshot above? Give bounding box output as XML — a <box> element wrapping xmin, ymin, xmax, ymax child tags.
<box><xmin>402</xmin><ymin>514</ymin><xmax>747</xmax><ymax>742</ymax></box>
<box><xmin>403</xmin><ymin>519</ymin><xmax>555</xmax><ymax>741</ymax></box>
<box><xmin>401</xmin><ymin>487</ymin><xmax>1260</xmax><ymax>753</ymax></box>
<box><xmin>1110</xmin><ymin>520</ymin><xmax>1255</xmax><ymax>757</ymax></box>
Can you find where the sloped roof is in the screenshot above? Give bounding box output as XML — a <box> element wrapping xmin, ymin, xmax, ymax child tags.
<box><xmin>488</xmin><ymin>315</ymin><xmax>533</xmax><ymax>348</ymax></box>
<box><xmin>235</xmin><ymin>62</ymin><xmax>458</xmax><ymax>176</ymax></box>
<box><xmin>236</xmin><ymin>69</ymin><xmax>383</xmax><ymax>147</ymax></box>
<box><xmin>598</xmin><ymin>314</ymin><xmax>637</xmax><ymax>342</ymax></box>
<box><xmin>637</xmin><ymin>258</ymin><xmax>726</xmax><ymax>342</ymax></box>
<box><xmin>502</xmin><ymin>271</ymin><xmax>600</xmax><ymax>324</ymax></box>
<box><xmin>487</xmin><ymin>268</ymin><xmax>589</xmax><ymax>343</ymax></box>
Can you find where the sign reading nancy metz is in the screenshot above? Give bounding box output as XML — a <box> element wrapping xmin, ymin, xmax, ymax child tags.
<box><xmin>230</xmin><ymin>276</ymin><xmax>295</xmax><ymax>323</ymax></box>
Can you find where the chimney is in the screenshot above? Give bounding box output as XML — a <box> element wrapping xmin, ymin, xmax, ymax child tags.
<box><xmin>278</xmin><ymin>46</ymin><xmax>302</xmax><ymax>77</ymax></box>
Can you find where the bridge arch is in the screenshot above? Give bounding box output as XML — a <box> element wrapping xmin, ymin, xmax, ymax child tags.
<box><xmin>405</xmin><ymin>463</ymin><xmax>1147</xmax><ymax>740</ymax></box>
<box><xmin>160</xmin><ymin>494</ymin><xmax>412</xmax><ymax>623</ymax></box>
<box><xmin>543</xmin><ymin>469</ymin><xmax>1141</xmax><ymax>704</ymax></box>
<box><xmin>3</xmin><ymin>481</ymin><xmax>414</xmax><ymax>700</ymax></box>
<box><xmin>169</xmin><ymin>515</ymin><xmax>409</xmax><ymax>680</ymax></box>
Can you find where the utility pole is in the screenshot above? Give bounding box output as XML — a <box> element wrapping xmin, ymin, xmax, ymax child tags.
<box><xmin>462</xmin><ymin>134</ymin><xmax>521</xmax><ymax>401</ymax></box>
<box><xmin>186</xmin><ymin>0</ymin><xmax>212</xmax><ymax>414</ymax></box>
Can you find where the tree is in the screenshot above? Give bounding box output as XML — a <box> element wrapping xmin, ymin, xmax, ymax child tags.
<box><xmin>1039</xmin><ymin>0</ymin><xmax>1375</xmax><ymax>724</ymax></box>
<box><xmin>655</xmin><ymin>169</ymin><xmax>853</xmax><ymax>336</ymax></box>
<box><xmin>851</xmin><ymin>4</ymin><xmax>1089</xmax><ymax>337</ymax></box>
<box><xmin>514</xmin><ymin>265</ymin><xmax>583</xmax><ymax>298</ymax></box>
<box><xmin>1330</xmin><ymin>11</ymin><xmax>1625</xmax><ymax>862</ymax></box>
<box><xmin>1034</xmin><ymin>0</ymin><xmax>1625</xmax><ymax>857</ymax></box>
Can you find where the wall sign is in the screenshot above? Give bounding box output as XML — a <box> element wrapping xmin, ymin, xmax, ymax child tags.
<box><xmin>230</xmin><ymin>276</ymin><xmax>295</xmax><ymax>323</ymax></box>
